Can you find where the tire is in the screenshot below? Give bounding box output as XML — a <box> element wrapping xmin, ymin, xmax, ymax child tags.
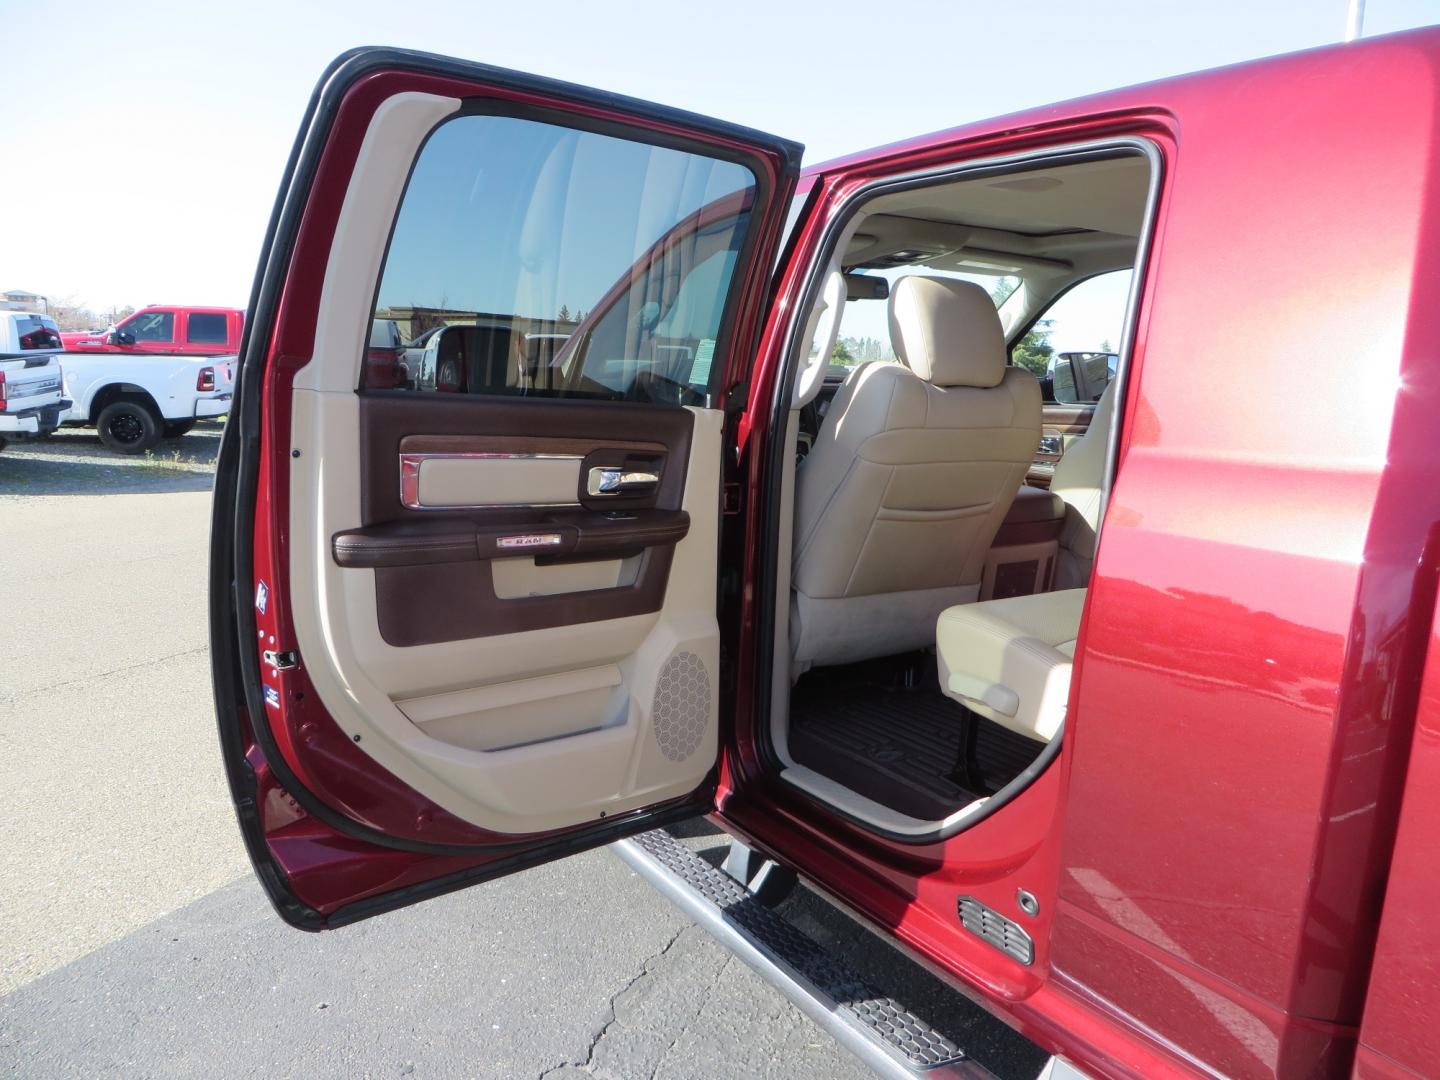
<box><xmin>96</xmin><ymin>400</ymin><xmax>162</xmax><ymax>454</ymax></box>
<box><xmin>0</xmin><ymin>436</ymin><xmax>7</xmax><ymax>454</ymax></box>
<box><xmin>163</xmin><ymin>419</ymin><xmax>196</xmax><ymax>438</ymax></box>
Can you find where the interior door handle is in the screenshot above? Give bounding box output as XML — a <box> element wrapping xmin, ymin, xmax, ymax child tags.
<box><xmin>1038</xmin><ymin>436</ymin><xmax>1063</xmax><ymax>456</ymax></box>
<box><xmin>587</xmin><ymin>466</ymin><xmax>660</xmax><ymax>496</ymax></box>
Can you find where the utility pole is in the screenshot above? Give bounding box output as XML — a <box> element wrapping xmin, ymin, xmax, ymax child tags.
<box><xmin>1345</xmin><ymin>0</ymin><xmax>1366</xmax><ymax>41</ymax></box>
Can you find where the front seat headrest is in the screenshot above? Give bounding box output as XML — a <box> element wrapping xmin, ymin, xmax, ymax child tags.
<box><xmin>888</xmin><ymin>276</ymin><xmax>1006</xmax><ymax>388</ymax></box>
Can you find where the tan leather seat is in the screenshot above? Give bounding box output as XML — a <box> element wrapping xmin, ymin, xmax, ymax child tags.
<box><xmin>935</xmin><ymin>380</ymin><xmax>1118</xmax><ymax>739</ymax></box>
<box><xmin>1050</xmin><ymin>380</ymin><xmax>1115</xmax><ymax>589</ymax></box>
<box><xmin>937</xmin><ymin>588</ymin><xmax>1086</xmax><ymax>741</ymax></box>
<box><xmin>790</xmin><ymin>276</ymin><xmax>1041</xmax><ymax>668</ymax></box>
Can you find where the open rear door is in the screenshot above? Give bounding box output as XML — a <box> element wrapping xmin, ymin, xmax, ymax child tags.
<box><xmin>209</xmin><ymin>48</ymin><xmax>801</xmax><ymax>929</ymax></box>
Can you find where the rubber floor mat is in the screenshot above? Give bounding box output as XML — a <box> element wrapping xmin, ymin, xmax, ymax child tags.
<box><xmin>788</xmin><ymin>682</ymin><xmax>1046</xmax><ymax>820</ymax></box>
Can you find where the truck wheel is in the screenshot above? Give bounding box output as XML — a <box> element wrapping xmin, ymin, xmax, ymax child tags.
<box><xmin>163</xmin><ymin>420</ymin><xmax>196</xmax><ymax>438</ymax></box>
<box><xmin>96</xmin><ymin>400</ymin><xmax>162</xmax><ymax>454</ymax></box>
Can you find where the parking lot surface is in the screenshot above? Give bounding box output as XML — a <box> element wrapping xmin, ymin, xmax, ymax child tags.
<box><xmin>0</xmin><ymin>429</ymin><xmax>1042</xmax><ymax>1079</ymax></box>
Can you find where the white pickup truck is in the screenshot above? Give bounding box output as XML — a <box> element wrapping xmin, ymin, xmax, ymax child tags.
<box><xmin>0</xmin><ymin>311</ymin><xmax>69</xmax><ymax>452</ymax></box>
<box><xmin>58</xmin><ymin>350</ymin><xmax>235</xmax><ymax>453</ymax></box>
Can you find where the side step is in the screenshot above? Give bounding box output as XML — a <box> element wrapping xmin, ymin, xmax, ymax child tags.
<box><xmin>612</xmin><ymin>828</ymin><xmax>1000</xmax><ymax>1079</ymax></box>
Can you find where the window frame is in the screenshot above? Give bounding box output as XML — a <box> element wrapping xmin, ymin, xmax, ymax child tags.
<box><xmin>752</xmin><ymin>137</ymin><xmax>1165</xmax><ymax>844</ymax></box>
<box><xmin>363</xmin><ymin>98</ymin><xmax>772</xmax><ymax>410</ymax></box>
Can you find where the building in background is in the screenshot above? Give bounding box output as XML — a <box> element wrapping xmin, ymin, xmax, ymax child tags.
<box><xmin>1</xmin><ymin>290</ymin><xmax>46</xmax><ymax>313</ymax></box>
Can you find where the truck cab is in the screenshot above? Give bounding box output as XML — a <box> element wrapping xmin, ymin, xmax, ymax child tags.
<box><xmin>0</xmin><ymin>311</ymin><xmax>69</xmax><ymax>450</ymax></box>
<box><xmin>61</xmin><ymin>305</ymin><xmax>244</xmax><ymax>356</ymax></box>
<box><xmin>207</xmin><ymin>33</ymin><xmax>1440</xmax><ymax>1080</ymax></box>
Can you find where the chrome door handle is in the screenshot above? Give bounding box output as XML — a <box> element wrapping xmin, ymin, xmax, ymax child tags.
<box><xmin>1038</xmin><ymin>436</ymin><xmax>1063</xmax><ymax>456</ymax></box>
<box><xmin>587</xmin><ymin>466</ymin><xmax>660</xmax><ymax>496</ymax></box>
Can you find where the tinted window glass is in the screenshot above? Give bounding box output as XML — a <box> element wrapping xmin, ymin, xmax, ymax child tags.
<box><xmin>126</xmin><ymin>311</ymin><xmax>174</xmax><ymax>342</ymax></box>
<box><xmin>14</xmin><ymin>315</ymin><xmax>61</xmax><ymax>350</ymax></box>
<box><xmin>187</xmin><ymin>312</ymin><xmax>228</xmax><ymax>344</ymax></box>
<box><xmin>372</xmin><ymin>114</ymin><xmax>757</xmax><ymax>404</ymax></box>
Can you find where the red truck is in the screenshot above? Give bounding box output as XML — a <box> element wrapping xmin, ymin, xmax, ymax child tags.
<box><xmin>208</xmin><ymin>33</ymin><xmax>1440</xmax><ymax>1080</ymax></box>
<box><xmin>61</xmin><ymin>305</ymin><xmax>243</xmax><ymax>355</ymax></box>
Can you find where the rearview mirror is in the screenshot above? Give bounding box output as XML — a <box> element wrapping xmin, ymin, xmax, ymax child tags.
<box><xmin>844</xmin><ymin>273</ymin><xmax>889</xmax><ymax>301</ymax></box>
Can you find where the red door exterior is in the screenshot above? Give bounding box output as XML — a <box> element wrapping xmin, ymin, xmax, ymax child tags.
<box><xmin>1354</xmin><ymin>577</ymin><xmax>1440</xmax><ymax>1079</ymax></box>
<box><xmin>717</xmin><ymin>28</ymin><xmax>1440</xmax><ymax>1080</ymax></box>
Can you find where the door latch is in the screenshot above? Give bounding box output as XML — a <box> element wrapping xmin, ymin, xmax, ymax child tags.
<box><xmin>587</xmin><ymin>466</ymin><xmax>660</xmax><ymax>496</ymax></box>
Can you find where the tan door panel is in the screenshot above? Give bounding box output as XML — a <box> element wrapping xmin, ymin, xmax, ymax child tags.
<box><xmin>288</xmin><ymin>389</ymin><xmax>723</xmax><ymax>835</ymax></box>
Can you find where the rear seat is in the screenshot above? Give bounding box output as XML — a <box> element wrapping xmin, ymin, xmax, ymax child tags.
<box><xmin>937</xmin><ymin>589</ymin><xmax>1085</xmax><ymax>741</ymax></box>
<box><xmin>935</xmin><ymin>382</ymin><xmax>1116</xmax><ymax>742</ymax></box>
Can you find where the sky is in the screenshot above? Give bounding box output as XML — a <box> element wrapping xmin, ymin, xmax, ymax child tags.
<box><xmin>3</xmin><ymin>0</ymin><xmax>1437</xmax><ymax>317</ymax></box>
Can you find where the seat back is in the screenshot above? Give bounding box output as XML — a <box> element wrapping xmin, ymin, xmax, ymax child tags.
<box><xmin>1050</xmin><ymin>380</ymin><xmax>1116</xmax><ymax>589</ymax></box>
<box><xmin>790</xmin><ymin>276</ymin><xmax>1041</xmax><ymax>667</ymax></box>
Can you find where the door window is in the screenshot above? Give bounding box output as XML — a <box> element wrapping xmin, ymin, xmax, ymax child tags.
<box><xmin>125</xmin><ymin>310</ymin><xmax>175</xmax><ymax>343</ymax></box>
<box><xmin>1019</xmin><ymin>270</ymin><xmax>1132</xmax><ymax>404</ymax></box>
<box><xmin>371</xmin><ymin>113</ymin><xmax>758</xmax><ymax>404</ymax></box>
<box><xmin>186</xmin><ymin>312</ymin><xmax>229</xmax><ymax>345</ymax></box>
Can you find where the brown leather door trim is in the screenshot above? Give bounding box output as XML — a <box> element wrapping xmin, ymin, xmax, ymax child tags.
<box><xmin>1030</xmin><ymin>404</ymin><xmax>1093</xmax><ymax>487</ymax></box>
<box><xmin>355</xmin><ymin>395</ymin><xmax>696</xmax><ymax>646</ymax></box>
<box><xmin>333</xmin><ymin>510</ymin><xmax>691</xmax><ymax>568</ymax></box>
<box><xmin>398</xmin><ymin>434</ymin><xmax>670</xmax><ymax>456</ymax></box>
<box><xmin>1041</xmin><ymin>403</ymin><xmax>1094</xmax><ymax>435</ymax></box>
<box><xmin>361</xmin><ymin>396</ymin><xmax>693</xmax><ymax>524</ymax></box>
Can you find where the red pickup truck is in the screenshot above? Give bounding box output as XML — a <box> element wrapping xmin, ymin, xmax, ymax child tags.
<box><xmin>208</xmin><ymin>33</ymin><xmax>1440</xmax><ymax>1080</ymax></box>
<box><xmin>61</xmin><ymin>305</ymin><xmax>243</xmax><ymax>355</ymax></box>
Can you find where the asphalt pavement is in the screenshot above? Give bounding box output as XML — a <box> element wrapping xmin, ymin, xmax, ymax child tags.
<box><xmin>0</xmin><ymin>427</ymin><xmax>1044</xmax><ymax>1079</ymax></box>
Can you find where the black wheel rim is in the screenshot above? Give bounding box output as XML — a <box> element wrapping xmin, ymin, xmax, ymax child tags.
<box><xmin>108</xmin><ymin>412</ymin><xmax>145</xmax><ymax>445</ymax></box>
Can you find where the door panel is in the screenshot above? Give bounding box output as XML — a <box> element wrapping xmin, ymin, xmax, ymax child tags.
<box><xmin>1028</xmin><ymin>402</ymin><xmax>1094</xmax><ymax>487</ymax></box>
<box><xmin>211</xmin><ymin>47</ymin><xmax>801</xmax><ymax>926</ymax></box>
<box><xmin>287</xmin><ymin>390</ymin><xmax>723</xmax><ymax>833</ymax></box>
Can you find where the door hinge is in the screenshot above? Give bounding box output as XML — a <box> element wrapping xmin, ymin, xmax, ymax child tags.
<box><xmin>263</xmin><ymin>649</ymin><xmax>300</xmax><ymax>671</ymax></box>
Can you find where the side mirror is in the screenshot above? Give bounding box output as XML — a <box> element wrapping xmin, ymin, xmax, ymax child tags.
<box><xmin>109</xmin><ymin>330</ymin><xmax>136</xmax><ymax>347</ymax></box>
<box><xmin>1052</xmin><ymin>356</ymin><xmax>1080</xmax><ymax>404</ymax></box>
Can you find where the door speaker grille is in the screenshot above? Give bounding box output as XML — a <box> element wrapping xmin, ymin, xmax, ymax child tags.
<box><xmin>957</xmin><ymin>896</ymin><xmax>1034</xmax><ymax>965</ymax></box>
<box><xmin>652</xmin><ymin>651</ymin><xmax>710</xmax><ymax>762</ymax></box>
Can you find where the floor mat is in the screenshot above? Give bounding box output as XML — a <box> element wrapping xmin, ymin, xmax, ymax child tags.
<box><xmin>788</xmin><ymin>682</ymin><xmax>1046</xmax><ymax>821</ymax></box>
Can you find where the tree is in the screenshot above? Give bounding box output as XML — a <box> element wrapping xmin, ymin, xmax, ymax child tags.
<box><xmin>988</xmin><ymin>277</ymin><xmax>1020</xmax><ymax>306</ymax></box>
<box><xmin>830</xmin><ymin>338</ymin><xmax>856</xmax><ymax>366</ymax></box>
<box><xmin>558</xmin><ymin>304</ymin><xmax>571</xmax><ymax>321</ymax></box>
<box><xmin>1011</xmin><ymin>318</ymin><xmax>1054</xmax><ymax>377</ymax></box>
<box><xmin>47</xmin><ymin>294</ymin><xmax>101</xmax><ymax>331</ymax></box>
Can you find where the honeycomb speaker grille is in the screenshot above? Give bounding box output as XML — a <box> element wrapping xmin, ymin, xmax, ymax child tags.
<box><xmin>652</xmin><ymin>651</ymin><xmax>711</xmax><ymax>762</ymax></box>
